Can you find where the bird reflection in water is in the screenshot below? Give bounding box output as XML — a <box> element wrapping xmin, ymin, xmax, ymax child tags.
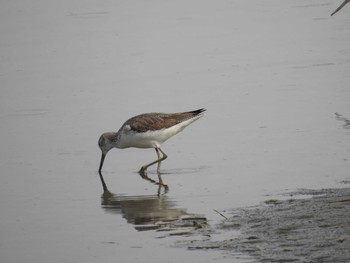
<box><xmin>98</xmin><ymin>172</ymin><xmax>208</xmax><ymax>235</ymax></box>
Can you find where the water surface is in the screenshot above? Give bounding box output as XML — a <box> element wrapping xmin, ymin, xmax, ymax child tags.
<box><xmin>1</xmin><ymin>0</ymin><xmax>349</xmax><ymax>262</ymax></box>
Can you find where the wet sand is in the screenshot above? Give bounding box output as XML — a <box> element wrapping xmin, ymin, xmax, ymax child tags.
<box><xmin>179</xmin><ymin>187</ymin><xmax>350</xmax><ymax>262</ymax></box>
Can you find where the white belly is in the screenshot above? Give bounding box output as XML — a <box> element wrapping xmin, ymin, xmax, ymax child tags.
<box><xmin>116</xmin><ymin>117</ymin><xmax>200</xmax><ymax>149</ymax></box>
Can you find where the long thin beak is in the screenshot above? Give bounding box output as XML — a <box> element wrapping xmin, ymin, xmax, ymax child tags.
<box><xmin>98</xmin><ymin>152</ymin><xmax>106</xmax><ymax>172</ymax></box>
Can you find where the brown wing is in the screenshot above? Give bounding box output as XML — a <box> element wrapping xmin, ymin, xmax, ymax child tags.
<box><xmin>123</xmin><ymin>109</ymin><xmax>206</xmax><ymax>133</ymax></box>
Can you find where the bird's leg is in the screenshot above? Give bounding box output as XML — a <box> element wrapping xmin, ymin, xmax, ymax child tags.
<box><xmin>155</xmin><ymin>147</ymin><xmax>162</xmax><ymax>173</ymax></box>
<box><xmin>156</xmin><ymin>148</ymin><xmax>168</xmax><ymax>173</ymax></box>
<box><xmin>155</xmin><ymin>148</ymin><xmax>168</xmax><ymax>186</ymax></box>
<box><xmin>139</xmin><ymin>148</ymin><xmax>168</xmax><ymax>183</ymax></box>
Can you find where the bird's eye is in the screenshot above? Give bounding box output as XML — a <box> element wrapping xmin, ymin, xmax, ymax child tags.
<box><xmin>98</xmin><ymin>136</ymin><xmax>105</xmax><ymax>147</ymax></box>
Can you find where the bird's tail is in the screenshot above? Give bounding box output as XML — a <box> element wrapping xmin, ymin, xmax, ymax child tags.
<box><xmin>189</xmin><ymin>108</ymin><xmax>206</xmax><ymax>117</ymax></box>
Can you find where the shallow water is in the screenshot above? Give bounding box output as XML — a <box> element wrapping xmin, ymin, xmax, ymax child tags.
<box><xmin>1</xmin><ymin>0</ymin><xmax>350</xmax><ymax>262</ymax></box>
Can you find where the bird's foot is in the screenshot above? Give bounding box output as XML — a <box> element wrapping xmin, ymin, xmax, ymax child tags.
<box><xmin>139</xmin><ymin>167</ymin><xmax>168</xmax><ymax>189</ymax></box>
<box><xmin>157</xmin><ymin>173</ymin><xmax>168</xmax><ymax>189</ymax></box>
<box><xmin>158</xmin><ymin>182</ymin><xmax>169</xmax><ymax>190</ymax></box>
<box><xmin>139</xmin><ymin>166</ymin><xmax>148</xmax><ymax>177</ymax></box>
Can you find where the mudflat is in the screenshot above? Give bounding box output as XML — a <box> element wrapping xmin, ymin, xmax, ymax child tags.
<box><xmin>181</xmin><ymin>187</ymin><xmax>350</xmax><ymax>262</ymax></box>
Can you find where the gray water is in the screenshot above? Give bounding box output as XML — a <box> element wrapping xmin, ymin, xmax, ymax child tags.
<box><xmin>1</xmin><ymin>1</ymin><xmax>349</xmax><ymax>262</ymax></box>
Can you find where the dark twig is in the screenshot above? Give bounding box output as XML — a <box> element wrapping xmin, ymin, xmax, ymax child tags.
<box><xmin>214</xmin><ymin>209</ymin><xmax>228</xmax><ymax>220</ymax></box>
<box><xmin>331</xmin><ymin>0</ymin><xmax>350</xmax><ymax>16</ymax></box>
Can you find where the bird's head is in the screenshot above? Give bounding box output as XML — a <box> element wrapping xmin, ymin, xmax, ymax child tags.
<box><xmin>98</xmin><ymin>132</ymin><xmax>115</xmax><ymax>172</ymax></box>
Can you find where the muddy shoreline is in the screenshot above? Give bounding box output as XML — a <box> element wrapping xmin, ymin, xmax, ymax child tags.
<box><xmin>179</xmin><ymin>187</ymin><xmax>350</xmax><ymax>262</ymax></box>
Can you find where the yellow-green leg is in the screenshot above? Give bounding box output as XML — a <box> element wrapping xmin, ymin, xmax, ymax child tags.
<box><xmin>155</xmin><ymin>148</ymin><xmax>168</xmax><ymax>185</ymax></box>
<box><xmin>139</xmin><ymin>147</ymin><xmax>168</xmax><ymax>181</ymax></box>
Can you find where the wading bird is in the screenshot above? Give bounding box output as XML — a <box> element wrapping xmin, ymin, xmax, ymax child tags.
<box><xmin>98</xmin><ymin>108</ymin><xmax>206</xmax><ymax>185</ymax></box>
